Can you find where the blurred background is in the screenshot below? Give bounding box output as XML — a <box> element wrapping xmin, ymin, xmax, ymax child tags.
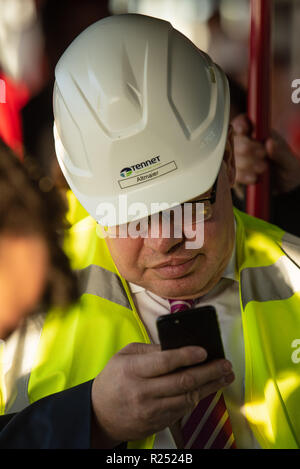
<box><xmin>0</xmin><ymin>0</ymin><xmax>299</xmax><ymax>183</ymax></box>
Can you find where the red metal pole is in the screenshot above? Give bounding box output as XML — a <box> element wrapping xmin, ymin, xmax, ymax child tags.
<box><xmin>246</xmin><ymin>0</ymin><xmax>272</xmax><ymax>220</ymax></box>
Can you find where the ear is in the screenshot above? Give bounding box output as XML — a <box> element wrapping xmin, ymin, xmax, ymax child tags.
<box><xmin>223</xmin><ymin>125</ymin><xmax>236</xmax><ymax>188</ymax></box>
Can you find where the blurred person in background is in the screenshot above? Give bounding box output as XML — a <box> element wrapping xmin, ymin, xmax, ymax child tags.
<box><xmin>0</xmin><ymin>139</ymin><xmax>78</xmax><ymax>338</ymax></box>
<box><xmin>0</xmin><ymin>139</ymin><xmax>96</xmax><ymax>448</ymax></box>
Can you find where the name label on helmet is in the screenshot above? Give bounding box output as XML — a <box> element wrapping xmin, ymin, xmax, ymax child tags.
<box><xmin>118</xmin><ymin>161</ymin><xmax>177</xmax><ymax>189</ymax></box>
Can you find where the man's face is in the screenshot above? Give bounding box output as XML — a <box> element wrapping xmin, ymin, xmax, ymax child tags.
<box><xmin>105</xmin><ymin>133</ymin><xmax>236</xmax><ymax>300</ymax></box>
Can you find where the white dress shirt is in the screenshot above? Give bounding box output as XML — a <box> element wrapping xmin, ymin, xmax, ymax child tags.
<box><xmin>129</xmin><ymin>243</ymin><xmax>261</xmax><ymax>449</ymax></box>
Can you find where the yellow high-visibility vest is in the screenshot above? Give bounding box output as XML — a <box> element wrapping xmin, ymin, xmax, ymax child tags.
<box><xmin>3</xmin><ymin>204</ymin><xmax>300</xmax><ymax>448</ymax></box>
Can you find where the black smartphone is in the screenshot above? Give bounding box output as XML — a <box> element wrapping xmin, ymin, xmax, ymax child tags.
<box><xmin>156</xmin><ymin>305</ymin><xmax>225</xmax><ymax>363</ymax></box>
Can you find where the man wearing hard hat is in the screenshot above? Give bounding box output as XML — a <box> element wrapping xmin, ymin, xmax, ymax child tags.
<box><xmin>3</xmin><ymin>15</ymin><xmax>300</xmax><ymax>449</ymax></box>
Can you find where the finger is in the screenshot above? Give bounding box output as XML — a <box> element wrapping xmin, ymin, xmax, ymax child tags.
<box><xmin>236</xmin><ymin>162</ymin><xmax>269</xmax><ymax>186</ymax></box>
<box><xmin>131</xmin><ymin>346</ymin><xmax>208</xmax><ymax>379</ymax></box>
<box><xmin>236</xmin><ymin>160</ymin><xmax>268</xmax><ymax>176</ymax></box>
<box><xmin>234</xmin><ymin>135</ymin><xmax>266</xmax><ymax>161</ymax></box>
<box><xmin>119</xmin><ymin>342</ymin><xmax>161</xmax><ymax>356</ymax></box>
<box><xmin>235</xmin><ymin>153</ymin><xmax>259</xmax><ymax>172</ymax></box>
<box><xmin>231</xmin><ymin>114</ymin><xmax>252</xmax><ymax>135</ymax></box>
<box><xmin>147</xmin><ymin>359</ymin><xmax>233</xmax><ymax>398</ymax></box>
<box><xmin>253</xmin><ymin>160</ymin><xmax>268</xmax><ymax>174</ymax></box>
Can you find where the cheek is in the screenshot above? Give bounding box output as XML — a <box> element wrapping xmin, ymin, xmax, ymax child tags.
<box><xmin>105</xmin><ymin>238</ymin><xmax>144</xmax><ymax>279</ymax></box>
<box><xmin>21</xmin><ymin>252</ymin><xmax>49</xmax><ymax>309</ymax></box>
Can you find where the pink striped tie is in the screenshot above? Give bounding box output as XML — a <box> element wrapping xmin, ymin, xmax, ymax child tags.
<box><xmin>168</xmin><ymin>299</ymin><xmax>237</xmax><ymax>449</ymax></box>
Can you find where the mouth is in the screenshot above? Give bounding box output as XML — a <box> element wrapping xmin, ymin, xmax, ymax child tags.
<box><xmin>151</xmin><ymin>255</ymin><xmax>200</xmax><ymax>279</ymax></box>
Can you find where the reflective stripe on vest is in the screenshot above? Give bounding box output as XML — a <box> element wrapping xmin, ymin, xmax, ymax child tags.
<box><xmin>241</xmin><ymin>255</ymin><xmax>300</xmax><ymax>309</ymax></box>
<box><xmin>76</xmin><ymin>264</ymin><xmax>132</xmax><ymax>310</ymax></box>
<box><xmin>281</xmin><ymin>231</ymin><xmax>300</xmax><ymax>268</ymax></box>
<box><xmin>1</xmin><ymin>311</ymin><xmax>45</xmax><ymax>414</ymax></box>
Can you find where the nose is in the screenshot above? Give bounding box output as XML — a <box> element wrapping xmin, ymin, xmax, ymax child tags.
<box><xmin>143</xmin><ymin>215</ymin><xmax>185</xmax><ymax>254</ymax></box>
<box><xmin>144</xmin><ymin>234</ymin><xmax>184</xmax><ymax>254</ymax></box>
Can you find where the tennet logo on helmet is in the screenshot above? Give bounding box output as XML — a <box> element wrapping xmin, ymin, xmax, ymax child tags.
<box><xmin>120</xmin><ymin>167</ymin><xmax>132</xmax><ymax>178</ymax></box>
<box><xmin>120</xmin><ymin>156</ymin><xmax>161</xmax><ymax>178</ymax></box>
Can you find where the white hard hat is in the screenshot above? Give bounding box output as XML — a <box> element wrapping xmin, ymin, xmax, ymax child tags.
<box><xmin>53</xmin><ymin>14</ymin><xmax>230</xmax><ymax>226</ymax></box>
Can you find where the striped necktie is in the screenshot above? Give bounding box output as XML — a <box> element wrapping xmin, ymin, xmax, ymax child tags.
<box><xmin>168</xmin><ymin>298</ymin><xmax>237</xmax><ymax>449</ymax></box>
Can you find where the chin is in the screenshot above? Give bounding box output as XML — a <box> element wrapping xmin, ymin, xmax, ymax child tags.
<box><xmin>149</xmin><ymin>275</ymin><xmax>207</xmax><ymax>300</ymax></box>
